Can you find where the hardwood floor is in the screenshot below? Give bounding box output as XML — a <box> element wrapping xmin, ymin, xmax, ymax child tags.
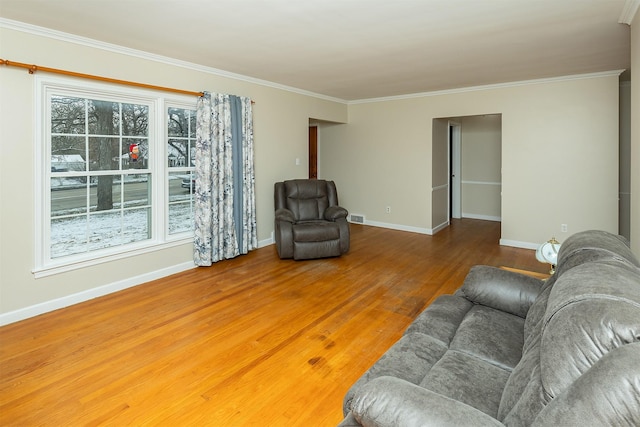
<box><xmin>0</xmin><ymin>220</ymin><xmax>547</xmax><ymax>426</ymax></box>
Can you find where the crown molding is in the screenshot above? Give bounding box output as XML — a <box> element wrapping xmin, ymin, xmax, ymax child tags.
<box><xmin>619</xmin><ymin>0</ymin><xmax>640</xmax><ymax>25</ymax></box>
<box><xmin>0</xmin><ymin>18</ymin><xmax>347</xmax><ymax>105</ymax></box>
<box><xmin>348</xmin><ymin>70</ymin><xmax>626</xmax><ymax>105</ymax></box>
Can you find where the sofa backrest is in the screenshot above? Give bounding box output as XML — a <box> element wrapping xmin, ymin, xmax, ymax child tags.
<box><xmin>274</xmin><ymin>179</ymin><xmax>338</xmax><ymax>221</ymax></box>
<box><xmin>498</xmin><ymin>230</ymin><xmax>640</xmax><ymax>426</ymax></box>
<box><xmin>538</xmin><ymin>260</ymin><xmax>640</xmax><ymax>395</ymax></box>
<box><xmin>554</xmin><ymin>229</ymin><xmax>639</xmax><ymax>277</ymax></box>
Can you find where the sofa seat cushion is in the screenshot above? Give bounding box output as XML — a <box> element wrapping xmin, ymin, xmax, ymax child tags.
<box><xmin>449</xmin><ymin>305</ymin><xmax>525</xmax><ymax>370</ymax></box>
<box><xmin>343</xmin><ymin>295</ymin><xmax>525</xmax><ymax>417</ymax></box>
<box><xmin>420</xmin><ymin>350</ymin><xmax>513</xmax><ymax>418</ymax></box>
<box><xmin>406</xmin><ymin>295</ymin><xmax>474</xmax><ymax>345</ymax></box>
<box><xmin>293</xmin><ymin>221</ymin><xmax>340</xmax><ymax>242</ymax></box>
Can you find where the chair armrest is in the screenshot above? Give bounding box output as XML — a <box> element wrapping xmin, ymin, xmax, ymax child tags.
<box><xmin>351</xmin><ymin>376</ymin><xmax>504</xmax><ymax>427</ymax></box>
<box><xmin>275</xmin><ymin>208</ymin><xmax>295</xmax><ymax>223</ymax></box>
<box><xmin>324</xmin><ymin>206</ymin><xmax>348</xmax><ymax>221</ymax></box>
<box><xmin>457</xmin><ymin>265</ymin><xmax>544</xmax><ymax>318</ymax></box>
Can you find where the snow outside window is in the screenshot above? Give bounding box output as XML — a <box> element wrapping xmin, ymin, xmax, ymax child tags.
<box><xmin>35</xmin><ymin>77</ymin><xmax>196</xmax><ymax>277</ymax></box>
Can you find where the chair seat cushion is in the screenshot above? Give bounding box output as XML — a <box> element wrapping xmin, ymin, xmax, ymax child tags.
<box><xmin>293</xmin><ymin>221</ymin><xmax>340</xmax><ymax>242</ymax></box>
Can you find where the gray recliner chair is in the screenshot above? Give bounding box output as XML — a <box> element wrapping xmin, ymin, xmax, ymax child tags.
<box><xmin>274</xmin><ymin>179</ymin><xmax>350</xmax><ymax>260</ymax></box>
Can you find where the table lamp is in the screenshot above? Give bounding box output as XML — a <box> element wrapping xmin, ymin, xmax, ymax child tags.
<box><xmin>536</xmin><ymin>237</ymin><xmax>561</xmax><ymax>275</ymax></box>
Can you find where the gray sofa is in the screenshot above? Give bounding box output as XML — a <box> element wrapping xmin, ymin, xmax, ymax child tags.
<box><xmin>339</xmin><ymin>230</ymin><xmax>640</xmax><ymax>426</ymax></box>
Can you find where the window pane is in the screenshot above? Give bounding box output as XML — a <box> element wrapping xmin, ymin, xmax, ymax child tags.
<box><xmin>88</xmin><ymin>100</ymin><xmax>119</xmax><ymax>135</ymax></box>
<box><xmin>168</xmin><ymin>171</ymin><xmax>194</xmax><ymax>235</ymax></box>
<box><xmin>88</xmin><ymin>174</ymin><xmax>119</xmax><ymax>211</ymax></box>
<box><xmin>51</xmin><ymin>215</ymin><xmax>88</xmax><ymax>258</ymax></box>
<box><xmin>88</xmin><ymin>137</ymin><xmax>120</xmax><ymax>171</ymax></box>
<box><xmin>122</xmin><ymin>208</ymin><xmax>151</xmax><ymax>244</ymax></box>
<box><xmin>51</xmin><ymin>136</ymin><xmax>86</xmax><ymax>172</ymax></box>
<box><xmin>169</xmin><ymin>203</ymin><xmax>193</xmax><ymax>234</ymax></box>
<box><xmin>169</xmin><ymin>171</ymin><xmax>191</xmax><ymax>199</ymax></box>
<box><xmin>121</xmin><ymin>103</ymin><xmax>149</xmax><ymax>136</ymax></box>
<box><xmin>188</xmin><ymin>143</ymin><xmax>195</xmax><ymax>167</ymax></box>
<box><xmin>189</xmin><ymin>113</ymin><xmax>196</xmax><ymax>138</ymax></box>
<box><xmin>124</xmin><ymin>138</ymin><xmax>148</xmax><ymax>170</ymax></box>
<box><xmin>168</xmin><ymin>107</ymin><xmax>191</xmax><ymax>137</ymax></box>
<box><xmin>124</xmin><ymin>174</ymin><xmax>150</xmax><ymax>206</ymax></box>
<box><xmin>51</xmin><ymin>96</ymin><xmax>86</xmax><ymax>134</ymax></box>
<box><xmin>88</xmin><ymin>210</ymin><xmax>123</xmax><ymax>250</ymax></box>
<box><xmin>51</xmin><ymin>178</ymin><xmax>87</xmax><ymax>217</ymax></box>
<box><xmin>168</xmin><ymin>139</ymin><xmax>188</xmax><ymax>168</ymax></box>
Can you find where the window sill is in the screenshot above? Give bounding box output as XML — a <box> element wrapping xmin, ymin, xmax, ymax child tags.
<box><xmin>33</xmin><ymin>236</ymin><xmax>194</xmax><ymax>279</ymax></box>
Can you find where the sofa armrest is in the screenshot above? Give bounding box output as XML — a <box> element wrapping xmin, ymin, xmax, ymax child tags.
<box><xmin>324</xmin><ymin>205</ymin><xmax>348</xmax><ymax>221</ymax></box>
<box><xmin>350</xmin><ymin>376</ymin><xmax>504</xmax><ymax>427</ymax></box>
<box><xmin>275</xmin><ymin>208</ymin><xmax>295</xmax><ymax>223</ymax></box>
<box><xmin>337</xmin><ymin>412</ymin><xmax>361</xmax><ymax>427</ymax></box>
<box><xmin>457</xmin><ymin>266</ymin><xmax>544</xmax><ymax>318</ymax></box>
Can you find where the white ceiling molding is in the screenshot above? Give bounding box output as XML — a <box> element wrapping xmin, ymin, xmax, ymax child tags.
<box><xmin>0</xmin><ymin>18</ymin><xmax>347</xmax><ymax>105</ymax></box>
<box><xmin>619</xmin><ymin>0</ymin><xmax>640</xmax><ymax>24</ymax></box>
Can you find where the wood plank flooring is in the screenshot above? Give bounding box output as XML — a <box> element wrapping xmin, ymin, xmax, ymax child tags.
<box><xmin>0</xmin><ymin>220</ymin><xmax>547</xmax><ymax>426</ymax></box>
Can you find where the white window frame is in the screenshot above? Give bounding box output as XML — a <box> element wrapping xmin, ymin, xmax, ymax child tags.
<box><xmin>33</xmin><ymin>75</ymin><xmax>196</xmax><ymax>278</ymax></box>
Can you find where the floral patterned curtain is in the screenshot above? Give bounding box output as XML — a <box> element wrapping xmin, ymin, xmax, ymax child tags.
<box><xmin>194</xmin><ymin>92</ymin><xmax>257</xmax><ymax>266</ymax></box>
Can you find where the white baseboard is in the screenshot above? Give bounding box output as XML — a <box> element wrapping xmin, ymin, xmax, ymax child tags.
<box><xmin>258</xmin><ymin>236</ymin><xmax>274</xmax><ymax>247</ymax></box>
<box><xmin>363</xmin><ymin>219</ymin><xmax>432</xmax><ymax>235</ymax></box>
<box><xmin>0</xmin><ymin>261</ymin><xmax>197</xmax><ymax>326</ymax></box>
<box><xmin>431</xmin><ymin>220</ymin><xmax>450</xmax><ymax>234</ymax></box>
<box><xmin>462</xmin><ymin>213</ymin><xmax>502</xmax><ymax>222</ymax></box>
<box><xmin>500</xmin><ymin>239</ymin><xmax>539</xmax><ymax>250</ymax></box>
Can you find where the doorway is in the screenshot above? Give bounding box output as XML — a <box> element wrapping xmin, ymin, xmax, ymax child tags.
<box><xmin>309</xmin><ymin>126</ymin><xmax>318</xmax><ymax>179</ymax></box>
<box><xmin>432</xmin><ymin>114</ymin><xmax>502</xmax><ymax>233</ymax></box>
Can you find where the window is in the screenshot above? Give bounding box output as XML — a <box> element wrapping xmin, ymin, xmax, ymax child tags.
<box><xmin>36</xmin><ymin>77</ymin><xmax>196</xmax><ymax>276</ymax></box>
<box><xmin>167</xmin><ymin>107</ymin><xmax>196</xmax><ymax>234</ymax></box>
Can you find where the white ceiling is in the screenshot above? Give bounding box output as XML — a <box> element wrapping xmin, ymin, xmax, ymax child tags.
<box><xmin>0</xmin><ymin>0</ymin><xmax>633</xmax><ymax>101</ymax></box>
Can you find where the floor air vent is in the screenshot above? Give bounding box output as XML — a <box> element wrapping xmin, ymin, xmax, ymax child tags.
<box><xmin>350</xmin><ymin>214</ymin><xmax>365</xmax><ymax>224</ymax></box>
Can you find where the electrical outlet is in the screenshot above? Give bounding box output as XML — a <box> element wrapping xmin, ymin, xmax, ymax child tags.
<box><xmin>385</xmin><ymin>206</ymin><xmax>391</xmax><ymax>214</ymax></box>
<box><xmin>561</xmin><ymin>224</ymin><xmax>568</xmax><ymax>233</ymax></box>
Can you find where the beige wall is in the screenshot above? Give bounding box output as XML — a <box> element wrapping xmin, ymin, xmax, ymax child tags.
<box><xmin>459</xmin><ymin>115</ymin><xmax>502</xmax><ymax>220</ymax></box>
<box><xmin>322</xmin><ymin>74</ymin><xmax>620</xmax><ymax>247</ymax></box>
<box><xmin>0</xmin><ymin>27</ymin><xmax>347</xmax><ymax>320</ymax></box>
<box><xmin>631</xmin><ymin>9</ymin><xmax>640</xmax><ymax>256</ymax></box>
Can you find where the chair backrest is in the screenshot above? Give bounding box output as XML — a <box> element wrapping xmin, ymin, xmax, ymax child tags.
<box><xmin>275</xmin><ymin>179</ymin><xmax>339</xmax><ymax>221</ymax></box>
